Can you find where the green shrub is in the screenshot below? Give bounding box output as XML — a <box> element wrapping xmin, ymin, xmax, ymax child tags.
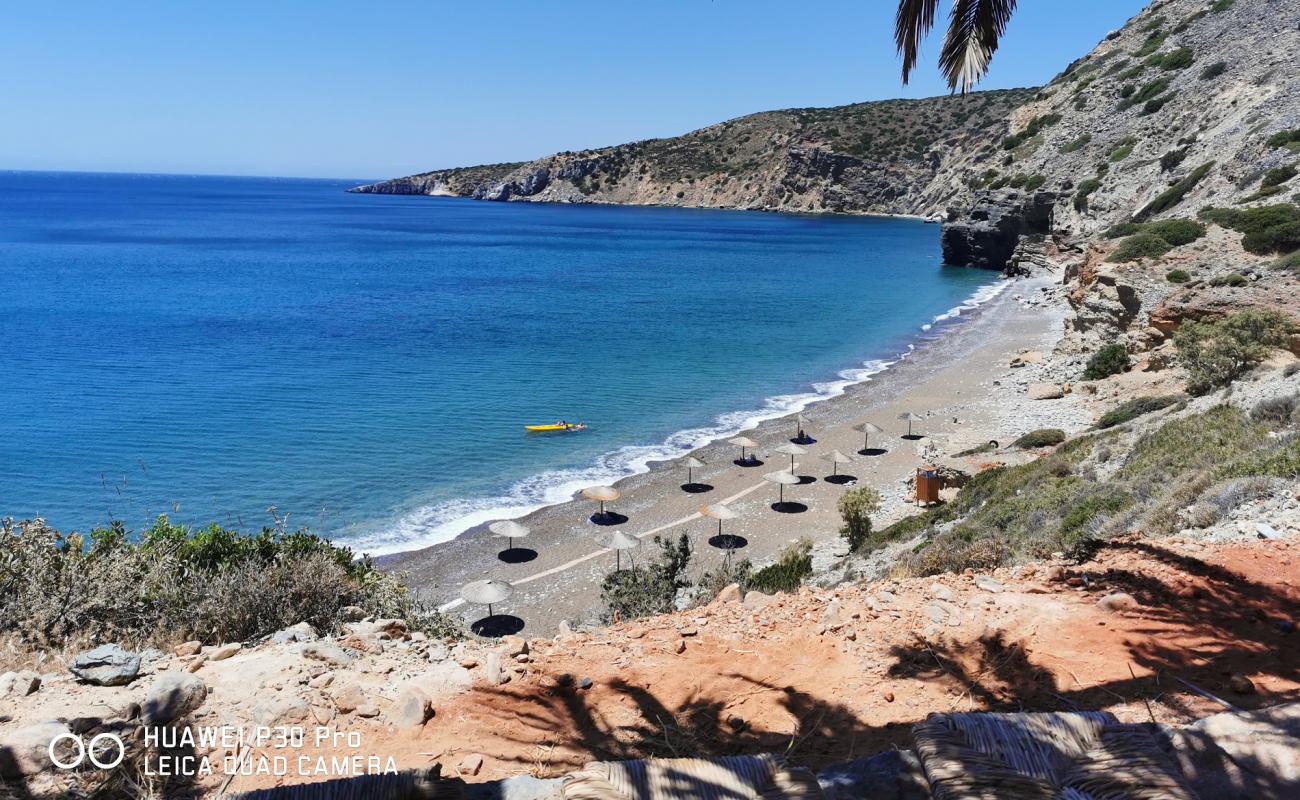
<box><xmin>1273</xmin><ymin>250</ymin><xmax>1300</xmax><ymax>272</ymax></box>
<box><xmin>1105</xmin><ymin>221</ymin><xmax>1147</xmax><ymax>238</ymax></box>
<box><xmin>1135</xmin><ymin>31</ymin><xmax>1168</xmax><ymax>58</ymax></box>
<box><xmin>1146</xmin><ymin>218</ymin><xmax>1207</xmax><ymax>245</ymax></box>
<box><xmin>1083</xmin><ymin>344</ymin><xmax>1132</xmax><ymax>379</ymax></box>
<box><xmin>1109</xmin><ymin>136</ymin><xmax>1138</xmax><ymax>161</ymax></box>
<box><xmin>1012</xmin><ymin>429</ymin><xmax>1067</xmax><ymax>448</ymax></box>
<box><xmin>1106</xmin><ymin>232</ymin><xmax>1174</xmax><ymax>262</ymax></box>
<box><xmin>1023</xmin><ymin>174</ymin><xmax>1047</xmax><ymax>191</ymax></box>
<box><xmin>838</xmin><ymin>486</ymin><xmax>882</xmax><ymax>552</ymax></box>
<box><xmin>1152</xmin><ymin>47</ymin><xmax>1195</xmax><ymax>70</ymax></box>
<box><xmin>1210</xmin><ymin>0</ymin><xmax>1234</xmax><ymax>11</ymax></box>
<box><xmin>1060</xmin><ymin>134</ymin><xmax>1092</xmax><ymax>153</ymax></box>
<box><xmin>1142</xmin><ymin>93</ymin><xmax>1176</xmax><ymax>115</ymax></box>
<box><xmin>1243</xmin><ymin>221</ymin><xmax>1300</xmax><ymax>255</ymax></box>
<box><xmin>0</xmin><ymin>516</ymin><xmax>461</xmax><ymax>650</ymax></box>
<box><xmin>599</xmin><ymin>533</ymin><xmax>692</xmax><ymax>622</ymax></box>
<box><xmin>1201</xmin><ymin>203</ymin><xmax>1300</xmax><ymax>233</ymax></box>
<box><xmin>1262</xmin><ymin>164</ymin><xmax>1298</xmax><ymax>188</ymax></box>
<box><xmin>1166</xmin><ymin>269</ymin><xmax>1191</xmax><ymax>283</ymax></box>
<box><xmin>745</xmin><ymin>539</ymin><xmax>813</xmax><ymax>594</ymax></box>
<box><xmin>1209</xmin><ymin>273</ymin><xmax>1248</xmax><ymax>287</ymax></box>
<box><xmin>1097</xmin><ymin>395</ymin><xmax>1183</xmax><ymax>428</ymax></box>
<box><xmin>1160</xmin><ymin>148</ymin><xmax>1189</xmax><ymax>171</ymax></box>
<box><xmin>1250</xmin><ymin>393</ymin><xmax>1299</xmax><ymax>428</ymax></box>
<box><xmin>1002</xmin><ymin>113</ymin><xmax>1062</xmax><ymax>150</ymax></box>
<box><xmin>1135</xmin><ymin>162</ymin><xmax>1215</xmax><ymax>220</ymax></box>
<box><xmin>1175</xmin><ymin>309</ymin><xmax>1296</xmax><ymax>394</ymax></box>
<box><xmin>1266</xmin><ymin>130</ymin><xmax>1300</xmax><ymax>149</ymax></box>
<box><xmin>1200</xmin><ymin>61</ymin><xmax>1228</xmax><ymax>79</ymax></box>
<box><xmin>1074</xmin><ymin>178</ymin><xmax>1102</xmax><ymax>211</ymax></box>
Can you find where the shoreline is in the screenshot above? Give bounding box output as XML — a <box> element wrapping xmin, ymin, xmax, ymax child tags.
<box><xmin>351</xmin><ymin>273</ymin><xmax>1009</xmax><ymax>558</ymax></box>
<box><xmin>380</xmin><ymin>271</ymin><xmax>1089</xmax><ymax>634</ymax></box>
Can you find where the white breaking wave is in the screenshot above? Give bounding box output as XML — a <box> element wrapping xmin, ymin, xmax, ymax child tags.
<box><xmin>346</xmin><ymin>278</ymin><xmax>1010</xmax><ymax>556</ymax></box>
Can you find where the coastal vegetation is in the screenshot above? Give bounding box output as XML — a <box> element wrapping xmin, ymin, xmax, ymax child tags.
<box><xmin>1201</xmin><ymin>203</ymin><xmax>1300</xmax><ymax>254</ymax></box>
<box><xmin>1011</xmin><ymin>429</ymin><xmax>1067</xmax><ymax>449</ymax></box>
<box><xmin>1082</xmin><ymin>343</ymin><xmax>1132</xmax><ymax>380</ymax></box>
<box><xmin>0</xmin><ymin>516</ymin><xmax>461</xmax><ymax>651</ymax></box>
<box><xmin>1096</xmin><ymin>395</ymin><xmax>1183</xmax><ymax>429</ymax></box>
<box><xmin>838</xmin><ymin>487</ymin><xmax>883</xmax><ymax>552</ymax></box>
<box><xmin>1174</xmin><ymin>309</ymin><xmax>1295</xmax><ymax>394</ymax></box>
<box><xmin>599</xmin><ymin>533</ymin><xmax>692</xmax><ymax>622</ymax></box>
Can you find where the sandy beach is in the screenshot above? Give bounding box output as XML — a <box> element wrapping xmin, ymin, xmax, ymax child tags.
<box><xmin>381</xmin><ymin>271</ymin><xmax>1092</xmax><ymax>634</ymax></box>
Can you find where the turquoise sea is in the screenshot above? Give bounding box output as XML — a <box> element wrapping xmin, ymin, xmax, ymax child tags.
<box><xmin>0</xmin><ymin>171</ymin><xmax>999</xmax><ymax>553</ymax></box>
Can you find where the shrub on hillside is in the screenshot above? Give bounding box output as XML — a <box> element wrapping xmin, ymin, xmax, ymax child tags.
<box><xmin>1274</xmin><ymin>250</ymin><xmax>1300</xmax><ymax>272</ymax></box>
<box><xmin>599</xmin><ymin>533</ymin><xmax>691</xmax><ymax>622</ymax></box>
<box><xmin>1083</xmin><ymin>343</ymin><xmax>1132</xmax><ymax>380</ymax></box>
<box><xmin>1201</xmin><ymin>203</ymin><xmax>1300</xmax><ymax>234</ymax></box>
<box><xmin>1146</xmin><ymin>218</ymin><xmax>1207</xmax><ymax>245</ymax></box>
<box><xmin>746</xmin><ymin>539</ymin><xmax>814</xmax><ymax>594</ymax></box>
<box><xmin>1135</xmin><ymin>162</ymin><xmax>1215</xmax><ymax>220</ymax></box>
<box><xmin>1262</xmin><ymin>164</ymin><xmax>1298</xmax><ymax>188</ymax></box>
<box><xmin>1060</xmin><ymin>134</ymin><xmax>1092</xmax><ymax>153</ymax></box>
<box><xmin>1096</xmin><ymin>395</ymin><xmax>1183</xmax><ymax>428</ymax></box>
<box><xmin>0</xmin><ymin>516</ymin><xmax>460</xmax><ymax>649</ymax></box>
<box><xmin>1166</xmin><ymin>269</ymin><xmax>1191</xmax><ymax>283</ymax></box>
<box><xmin>838</xmin><ymin>486</ymin><xmax>882</xmax><ymax>552</ymax></box>
<box><xmin>1174</xmin><ymin>309</ymin><xmax>1295</xmax><ymax>394</ymax></box>
<box><xmin>1104</xmin><ymin>221</ymin><xmax>1146</xmax><ymax>239</ymax></box>
<box><xmin>1199</xmin><ymin>61</ymin><xmax>1227</xmax><ymax>80</ymax></box>
<box><xmin>1151</xmin><ymin>47</ymin><xmax>1195</xmax><ymax>71</ymax></box>
<box><xmin>1266</xmin><ymin>130</ymin><xmax>1300</xmax><ymax>149</ymax></box>
<box><xmin>1209</xmin><ymin>273</ymin><xmax>1248</xmax><ymax>287</ymax></box>
<box><xmin>1074</xmin><ymin>178</ymin><xmax>1103</xmax><ymax>211</ymax></box>
<box><xmin>1160</xmin><ymin>148</ymin><xmax>1189</xmax><ymax>171</ymax></box>
<box><xmin>1250</xmin><ymin>393</ymin><xmax>1299</xmax><ymax>428</ymax></box>
<box><xmin>1106</xmin><ymin>232</ymin><xmax>1173</xmax><ymax>262</ymax></box>
<box><xmin>1243</xmin><ymin>221</ymin><xmax>1300</xmax><ymax>255</ymax></box>
<box><xmin>1012</xmin><ymin>429</ymin><xmax>1067</xmax><ymax>448</ymax></box>
<box><xmin>1108</xmin><ymin>137</ymin><xmax>1138</xmax><ymax>162</ymax></box>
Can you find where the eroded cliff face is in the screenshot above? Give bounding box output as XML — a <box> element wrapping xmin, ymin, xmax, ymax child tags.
<box><xmin>350</xmin><ymin>90</ymin><xmax>1034</xmax><ymax>219</ymax></box>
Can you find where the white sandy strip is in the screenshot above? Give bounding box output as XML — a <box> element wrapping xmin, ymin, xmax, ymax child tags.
<box><xmin>438</xmin><ymin>469</ymin><xmax>781</xmax><ymax>613</ymax></box>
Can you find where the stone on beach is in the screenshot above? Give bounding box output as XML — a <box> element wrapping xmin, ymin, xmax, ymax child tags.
<box><xmin>70</xmin><ymin>644</ymin><xmax>141</xmax><ymax>686</ymax></box>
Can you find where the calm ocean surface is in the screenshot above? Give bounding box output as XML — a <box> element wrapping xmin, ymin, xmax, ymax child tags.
<box><xmin>0</xmin><ymin>171</ymin><xmax>997</xmax><ymax>553</ymax></box>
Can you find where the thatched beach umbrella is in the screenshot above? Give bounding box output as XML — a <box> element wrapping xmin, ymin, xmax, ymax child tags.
<box><xmin>853</xmin><ymin>421</ymin><xmax>884</xmax><ymax>451</ymax></box>
<box><xmin>488</xmin><ymin>520</ymin><xmax>530</xmax><ymax>550</ymax></box>
<box><xmin>582</xmin><ymin>485</ymin><xmax>621</xmax><ymax>518</ymax></box>
<box><xmin>773</xmin><ymin>442</ymin><xmax>807</xmax><ymax>473</ymax></box>
<box><xmin>700</xmin><ymin>502</ymin><xmax>738</xmax><ymax>538</ymax></box>
<box><xmin>821</xmin><ymin>449</ymin><xmax>855</xmax><ymax>478</ymax></box>
<box><xmin>729</xmin><ymin>436</ymin><xmax>759</xmax><ymax>463</ymax></box>
<box><xmin>683</xmin><ymin>456</ymin><xmax>706</xmax><ymax>485</ymax></box>
<box><xmin>602</xmin><ymin>531</ymin><xmax>640</xmax><ymax>571</ymax></box>
<box><xmin>461</xmin><ymin>579</ymin><xmax>515</xmax><ymax>617</ymax></box>
<box><xmin>899</xmin><ymin>412</ymin><xmax>924</xmax><ymax>438</ymax></box>
<box><xmin>764</xmin><ymin>470</ymin><xmax>801</xmax><ymax>505</ymax></box>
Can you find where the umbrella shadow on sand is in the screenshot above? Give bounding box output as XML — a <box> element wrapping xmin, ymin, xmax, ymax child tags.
<box><xmin>771</xmin><ymin>501</ymin><xmax>808</xmax><ymax>513</ymax></box>
<box><xmin>497</xmin><ymin>547</ymin><xmax>538</xmax><ymax>564</ymax></box>
<box><xmin>708</xmin><ymin>533</ymin><xmax>749</xmax><ymax>553</ymax></box>
<box><xmin>824</xmin><ymin>474</ymin><xmax>858</xmax><ymax>485</ymax></box>
<box><xmin>590</xmin><ymin>511</ymin><xmax>629</xmax><ymax>526</ymax></box>
<box><xmin>795</xmin><ymin>475</ymin><xmax>818</xmax><ymax>485</ymax></box>
<box><xmin>471</xmin><ymin>614</ymin><xmax>525</xmax><ymax>638</ymax></box>
<box><xmin>681</xmin><ymin>482</ymin><xmax>714</xmax><ymax>494</ymax></box>
<box><xmin>858</xmin><ymin>447</ymin><xmax>888</xmax><ymax>456</ymax></box>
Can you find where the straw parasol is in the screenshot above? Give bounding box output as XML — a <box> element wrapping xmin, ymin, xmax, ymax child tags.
<box><xmin>764</xmin><ymin>470</ymin><xmax>801</xmax><ymax>505</ymax></box>
<box><xmin>488</xmin><ymin>520</ymin><xmax>530</xmax><ymax>550</ymax></box>
<box><xmin>899</xmin><ymin>412</ymin><xmax>924</xmax><ymax>438</ymax></box>
<box><xmin>853</xmin><ymin>421</ymin><xmax>884</xmax><ymax>451</ymax></box>
<box><xmin>773</xmin><ymin>442</ymin><xmax>807</xmax><ymax>472</ymax></box>
<box><xmin>602</xmin><ymin>530</ymin><xmax>640</xmax><ymax>570</ymax></box>
<box><xmin>729</xmin><ymin>436</ymin><xmax>759</xmax><ymax>462</ymax></box>
<box><xmin>699</xmin><ymin>502</ymin><xmax>738</xmax><ymax>537</ymax></box>
<box><xmin>795</xmin><ymin>413</ymin><xmax>811</xmax><ymax>438</ymax></box>
<box><xmin>582</xmin><ymin>485</ymin><xmax>621</xmax><ymax>517</ymax></box>
<box><xmin>821</xmin><ymin>449</ymin><xmax>855</xmax><ymax>478</ymax></box>
<box><xmin>683</xmin><ymin>456</ymin><xmax>706</xmax><ymax>484</ymax></box>
<box><xmin>461</xmin><ymin>579</ymin><xmax>515</xmax><ymax>616</ymax></box>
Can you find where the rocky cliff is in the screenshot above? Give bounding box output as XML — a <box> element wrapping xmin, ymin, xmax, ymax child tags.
<box><xmin>351</xmin><ymin>90</ymin><xmax>1033</xmax><ymax>217</ymax></box>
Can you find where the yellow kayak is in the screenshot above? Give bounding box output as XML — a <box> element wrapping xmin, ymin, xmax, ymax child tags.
<box><xmin>525</xmin><ymin>422</ymin><xmax>587</xmax><ymax>432</ymax></box>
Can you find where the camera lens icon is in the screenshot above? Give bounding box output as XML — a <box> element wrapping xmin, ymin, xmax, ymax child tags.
<box><xmin>49</xmin><ymin>732</ymin><xmax>126</xmax><ymax>770</ymax></box>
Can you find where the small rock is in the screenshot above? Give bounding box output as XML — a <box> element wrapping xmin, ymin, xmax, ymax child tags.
<box><xmin>1256</xmin><ymin>523</ymin><xmax>1280</xmax><ymax>540</ymax></box>
<box><xmin>340</xmin><ymin>605</ymin><xmax>367</xmax><ymax>622</ymax></box>
<box><xmin>185</xmin><ymin>657</ymin><xmax>207</xmax><ymax>673</ymax></box>
<box><xmin>330</xmin><ymin>682</ymin><xmax>365</xmax><ymax>713</ymax></box>
<box><xmin>484</xmin><ymin>651</ymin><xmax>509</xmax><ymax>685</ymax></box>
<box><xmin>1228</xmin><ymin>674</ymin><xmax>1256</xmax><ymax>695</ymax></box>
<box><xmin>974</xmin><ymin>575</ymin><xmax>1004</xmax><ymax>593</ymax></box>
<box><xmin>388</xmin><ymin>685</ymin><xmax>433</xmax><ymax>729</ymax></box>
<box><xmin>174</xmin><ymin>641</ymin><xmax>202</xmax><ymax>657</ymax></box>
<box><xmin>743</xmin><ymin>591</ymin><xmax>776</xmax><ymax>609</ymax></box>
<box><xmin>1097</xmin><ymin>592</ymin><xmax>1138</xmax><ymax>613</ymax></box>
<box><xmin>143</xmin><ymin>674</ymin><xmax>208</xmax><ymax>724</ymax></box>
<box><xmin>1028</xmin><ymin>383</ymin><xmax>1065</xmax><ymax>400</ymax></box>
<box><xmin>929</xmin><ymin>584</ymin><xmax>957</xmax><ymax>602</ymax></box>
<box><xmin>882</xmin><ymin>691</ymin><xmax>895</xmax><ymax>703</ymax></box>
<box><xmin>460</xmin><ymin>753</ymin><xmax>484</xmax><ymax>776</ymax></box>
<box><xmin>712</xmin><ymin>583</ymin><xmax>743</xmax><ymax>604</ymax></box>
<box><xmin>500</xmin><ymin>635</ymin><xmax>528</xmax><ymax>658</ymax></box>
<box><xmin>1046</xmin><ymin>565</ymin><xmax>1066</xmax><ymax>582</ymax></box>
<box><xmin>577</xmin><ymin>677</ymin><xmax>594</xmax><ymax>690</ymax></box>
<box><xmin>674</xmin><ymin>639</ymin><xmax>686</xmax><ymax>654</ymax></box>
<box><xmin>0</xmin><ymin>722</ymin><xmax>72</xmax><ymax>778</ymax></box>
<box><xmin>253</xmin><ymin>695</ymin><xmax>311</xmax><ymax>726</ymax></box>
<box><xmin>208</xmin><ymin>643</ymin><xmax>241</xmax><ymax>662</ymax></box>
<box><xmin>459</xmin><ymin>657</ymin><xmax>480</xmax><ymax>669</ymax></box>
<box><xmin>70</xmin><ymin>644</ymin><xmax>141</xmax><ymax>686</ymax></box>
<box><xmin>303</xmin><ymin>642</ymin><xmax>354</xmax><ymax>668</ymax></box>
<box><xmin>271</xmin><ymin>622</ymin><xmax>319</xmax><ymax>645</ymax></box>
<box><xmin>341</xmin><ymin>632</ymin><xmax>385</xmax><ymax>655</ymax></box>
<box><xmin>309</xmin><ymin>672</ymin><xmax>335</xmax><ymax>689</ymax></box>
<box><xmin>354</xmin><ymin>703</ymin><xmax>380</xmax><ymax>718</ymax></box>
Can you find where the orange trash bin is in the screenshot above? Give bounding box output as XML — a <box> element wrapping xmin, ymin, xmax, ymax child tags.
<box><xmin>916</xmin><ymin>464</ymin><xmax>940</xmax><ymax>506</ymax></box>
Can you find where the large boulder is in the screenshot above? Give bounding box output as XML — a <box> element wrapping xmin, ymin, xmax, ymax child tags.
<box><xmin>70</xmin><ymin>644</ymin><xmax>141</xmax><ymax>686</ymax></box>
<box><xmin>143</xmin><ymin>674</ymin><xmax>208</xmax><ymax>725</ymax></box>
<box><xmin>387</xmin><ymin>685</ymin><xmax>433</xmax><ymax>730</ymax></box>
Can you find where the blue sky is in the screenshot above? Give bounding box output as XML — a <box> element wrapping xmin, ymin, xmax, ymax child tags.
<box><xmin>2</xmin><ymin>1</ymin><xmax>1148</xmax><ymax>179</ymax></box>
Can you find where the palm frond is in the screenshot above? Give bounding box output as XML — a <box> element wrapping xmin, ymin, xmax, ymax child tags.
<box><xmin>938</xmin><ymin>0</ymin><xmax>1018</xmax><ymax>93</ymax></box>
<box><xmin>895</xmin><ymin>0</ymin><xmax>942</xmax><ymax>86</ymax></box>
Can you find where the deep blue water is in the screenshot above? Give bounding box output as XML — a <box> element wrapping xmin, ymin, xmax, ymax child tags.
<box><xmin>0</xmin><ymin>171</ymin><xmax>996</xmax><ymax>552</ymax></box>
